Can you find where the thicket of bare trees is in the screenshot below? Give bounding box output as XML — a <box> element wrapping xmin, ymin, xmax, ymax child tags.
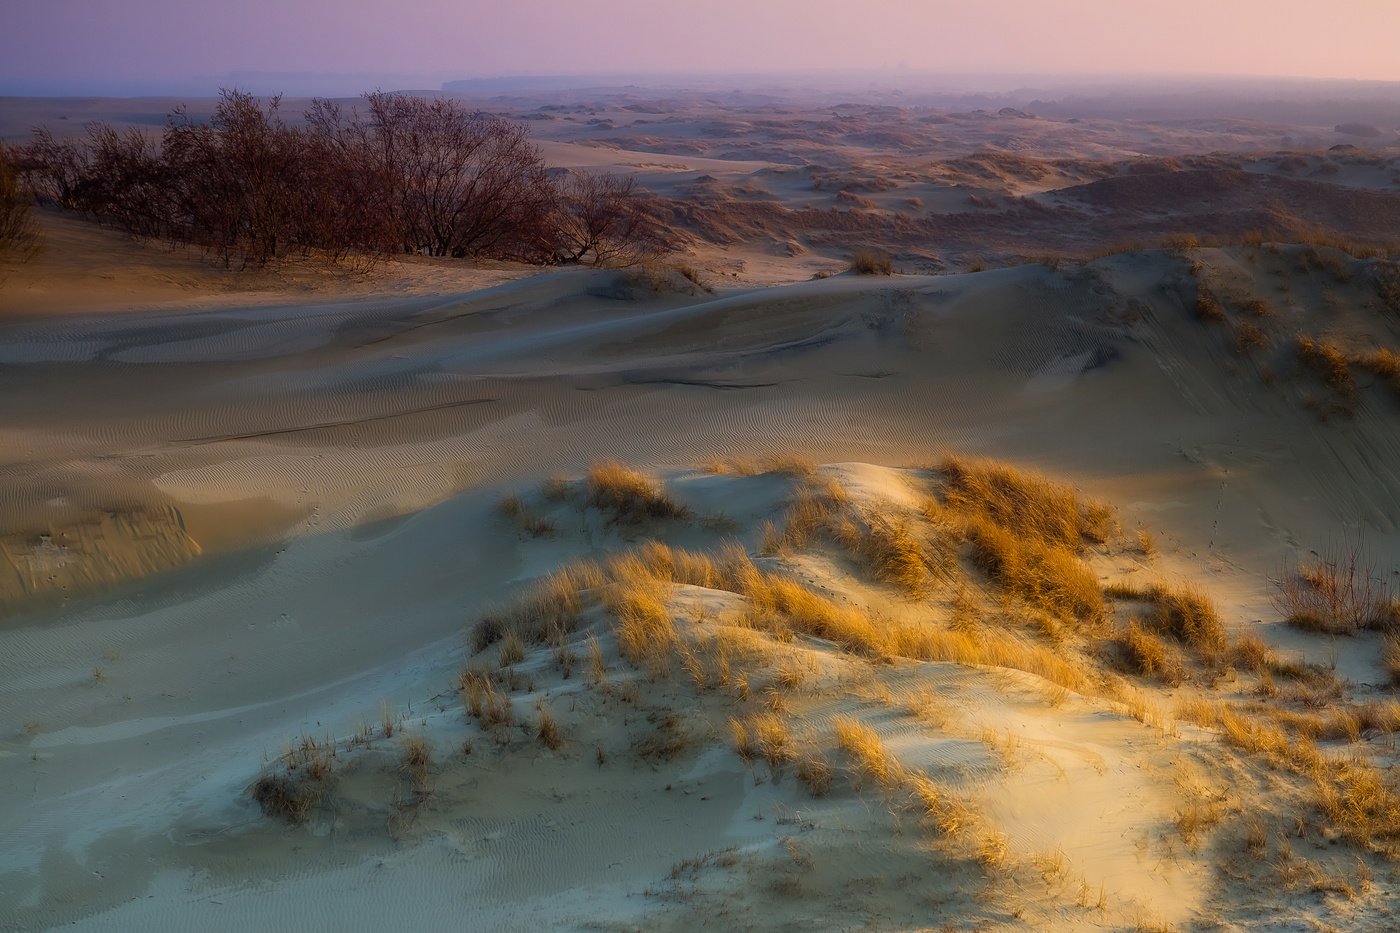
<box><xmin>14</xmin><ymin>89</ymin><xmax>669</xmax><ymax>269</ymax></box>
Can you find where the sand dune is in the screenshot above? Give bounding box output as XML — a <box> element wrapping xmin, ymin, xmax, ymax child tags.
<box><xmin>3</xmin><ymin>232</ymin><xmax>1400</xmax><ymax>930</ymax></box>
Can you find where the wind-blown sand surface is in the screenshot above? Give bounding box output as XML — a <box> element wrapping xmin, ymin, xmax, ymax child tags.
<box><xmin>3</xmin><ymin>236</ymin><xmax>1400</xmax><ymax>930</ymax></box>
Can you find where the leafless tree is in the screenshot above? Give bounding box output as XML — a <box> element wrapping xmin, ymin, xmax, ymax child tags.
<box><xmin>0</xmin><ymin>145</ymin><xmax>41</xmax><ymax>274</ymax></box>
<box><xmin>14</xmin><ymin>127</ymin><xmax>88</xmax><ymax>209</ymax></box>
<box><xmin>163</xmin><ymin>90</ymin><xmax>325</xmax><ymax>266</ymax></box>
<box><xmin>549</xmin><ymin>172</ymin><xmax>670</xmax><ymax>266</ymax></box>
<box><xmin>359</xmin><ymin>93</ymin><xmax>554</xmax><ymax>258</ymax></box>
<box><xmin>79</xmin><ymin>124</ymin><xmax>170</xmax><ymax>237</ymax></box>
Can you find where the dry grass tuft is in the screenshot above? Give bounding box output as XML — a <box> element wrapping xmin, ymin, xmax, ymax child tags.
<box><xmin>1106</xmin><ymin>580</ymin><xmax>1227</xmax><ymax>662</ymax></box>
<box><xmin>473</xmin><ymin>562</ymin><xmax>606</xmax><ymax>650</ymax></box>
<box><xmin>1233</xmin><ymin>320</ymin><xmax>1271</xmax><ymax>355</ymax></box>
<box><xmin>251</xmin><ymin>772</ymin><xmax>326</xmax><ymax>825</ymax></box>
<box><xmin>585</xmin><ymin>461</ymin><xmax>691</xmax><ymax>523</ymax></box>
<box><xmin>768</xmin><ymin>474</ymin><xmax>947</xmax><ymax>595</ymax></box>
<box><xmin>636</xmin><ymin>712</ymin><xmax>690</xmax><ymax>762</ymax></box>
<box><xmin>1352</xmin><ymin>347</ymin><xmax>1400</xmax><ymax>399</ymax></box>
<box><xmin>535</xmin><ymin>699</ymin><xmax>563</xmax><ymax>750</ymax></box>
<box><xmin>1314</xmin><ymin>754</ymin><xmax>1400</xmax><ymax>845</ymax></box>
<box><xmin>700</xmin><ymin>455</ymin><xmax>816</xmax><ymax>478</ymax></box>
<box><xmin>606</xmin><ymin>582</ymin><xmax>679</xmax><ymax>677</ymax></box>
<box><xmin>965</xmin><ymin>514</ymin><xmax>1105</xmax><ymax>627</ymax></box>
<box><xmin>849</xmin><ymin>249</ymin><xmax>893</xmax><ymax>275</ymax></box>
<box><xmin>731</xmin><ymin>712</ymin><xmax>794</xmax><ymax>769</ymax></box>
<box><xmin>251</xmin><ymin>734</ymin><xmax>338</xmax><ymax>824</ymax></box>
<box><xmin>459</xmin><ymin>669</ymin><xmax>513</xmax><ymax>734</ymax></box>
<box><xmin>795</xmin><ymin>748</ymin><xmax>834</xmax><ymax>796</ymax></box>
<box><xmin>938</xmin><ymin>454</ymin><xmax>1112</xmax><ymax>549</ymax></box>
<box><xmin>1383</xmin><ymin>634</ymin><xmax>1400</xmax><ymax>686</ymax></box>
<box><xmin>1297</xmin><ymin>335</ymin><xmax>1358</xmax><ymax>410</ymax></box>
<box><xmin>834</xmin><ymin>717</ymin><xmax>903</xmax><ymax>790</ymax></box>
<box><xmin>1377</xmin><ymin>263</ymin><xmax>1400</xmax><ymax>315</ymax></box>
<box><xmin>499</xmin><ymin>630</ymin><xmax>526</xmax><ymax>667</ymax></box>
<box><xmin>1176</xmin><ymin>797</ymin><xmax>1224</xmax><ymax>850</ymax></box>
<box><xmin>498</xmin><ymin>493</ymin><xmax>557</xmax><ymax>537</ymax></box>
<box><xmin>400</xmin><ymin>735</ymin><xmax>433</xmax><ymax>793</ymax></box>
<box><xmin>1115</xmin><ymin>618</ymin><xmax>1186</xmax><ymax>684</ymax></box>
<box><xmin>1195</xmin><ymin>286</ymin><xmax>1226</xmax><ymax>322</ymax></box>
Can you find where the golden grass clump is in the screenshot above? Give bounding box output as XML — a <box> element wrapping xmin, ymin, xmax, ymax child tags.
<box><xmin>1116</xmin><ymin>618</ymin><xmax>1186</xmax><ymax>684</ymax></box>
<box><xmin>768</xmin><ymin>475</ymin><xmax>947</xmax><ymax>595</ymax></box>
<box><xmin>399</xmin><ymin>735</ymin><xmax>433</xmax><ymax>793</ymax></box>
<box><xmin>730</xmin><ymin>712</ymin><xmax>794</xmax><ymax>769</ymax></box>
<box><xmin>1175</xmin><ymin>798</ymin><xmax>1224</xmax><ymax>850</ymax></box>
<box><xmin>1383</xmin><ymin>634</ymin><xmax>1400</xmax><ymax>686</ymax></box>
<box><xmin>700</xmin><ymin>455</ymin><xmax>816</xmax><ymax>478</ymax></box>
<box><xmin>938</xmin><ymin>454</ymin><xmax>1112</xmax><ymax>549</ymax></box>
<box><xmin>473</xmin><ymin>561</ymin><xmax>605</xmax><ymax>650</ymax></box>
<box><xmin>499</xmin><ymin>630</ymin><xmax>525</xmax><ymax>667</ymax></box>
<box><xmin>1106</xmin><ymin>580</ymin><xmax>1227</xmax><ymax>662</ymax></box>
<box><xmin>1296</xmin><ymin>335</ymin><xmax>1358</xmax><ymax>406</ymax></box>
<box><xmin>795</xmin><ymin>748</ymin><xmax>834</xmax><ymax>796</ymax></box>
<box><xmin>1195</xmin><ymin>286</ymin><xmax>1226</xmax><ymax>322</ymax></box>
<box><xmin>834</xmin><ymin>717</ymin><xmax>903</xmax><ymax>790</ymax></box>
<box><xmin>1352</xmin><ymin>347</ymin><xmax>1400</xmax><ymax>398</ymax></box>
<box><xmin>849</xmin><ymin>249</ymin><xmax>893</xmax><ymax>275</ymax></box>
<box><xmin>1233</xmin><ymin>320</ymin><xmax>1271</xmax><ymax>355</ymax></box>
<box><xmin>862</xmin><ymin>515</ymin><xmax>944</xmax><ymax>595</ymax></box>
<box><xmin>498</xmin><ymin>493</ymin><xmax>556</xmax><ymax>537</ymax></box>
<box><xmin>585</xmin><ymin>461</ymin><xmax>691</xmax><ymax>523</ymax></box>
<box><xmin>965</xmin><ymin>514</ymin><xmax>1105</xmax><ymax>627</ymax></box>
<box><xmin>459</xmin><ymin>669</ymin><xmax>513</xmax><ymax>733</ymax></box>
<box><xmin>1314</xmin><ymin>755</ymin><xmax>1400</xmax><ymax>846</ymax></box>
<box><xmin>605</xmin><ymin>582</ymin><xmax>679</xmax><ymax>676</ymax></box>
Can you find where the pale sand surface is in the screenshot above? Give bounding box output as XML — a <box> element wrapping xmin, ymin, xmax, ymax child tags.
<box><xmin>3</xmin><ymin>228</ymin><xmax>1400</xmax><ymax>930</ymax></box>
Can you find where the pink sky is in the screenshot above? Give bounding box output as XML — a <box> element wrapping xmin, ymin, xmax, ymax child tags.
<box><xmin>4</xmin><ymin>0</ymin><xmax>1400</xmax><ymax>92</ymax></box>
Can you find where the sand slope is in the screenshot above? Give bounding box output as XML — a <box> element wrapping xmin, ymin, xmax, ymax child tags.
<box><xmin>4</xmin><ymin>245</ymin><xmax>1400</xmax><ymax>929</ymax></box>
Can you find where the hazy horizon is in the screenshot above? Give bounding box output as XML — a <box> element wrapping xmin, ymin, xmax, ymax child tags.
<box><xmin>5</xmin><ymin>0</ymin><xmax>1400</xmax><ymax>97</ymax></box>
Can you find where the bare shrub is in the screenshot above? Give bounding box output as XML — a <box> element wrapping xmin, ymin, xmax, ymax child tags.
<box><xmin>1274</xmin><ymin>534</ymin><xmax>1394</xmax><ymax>635</ymax></box>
